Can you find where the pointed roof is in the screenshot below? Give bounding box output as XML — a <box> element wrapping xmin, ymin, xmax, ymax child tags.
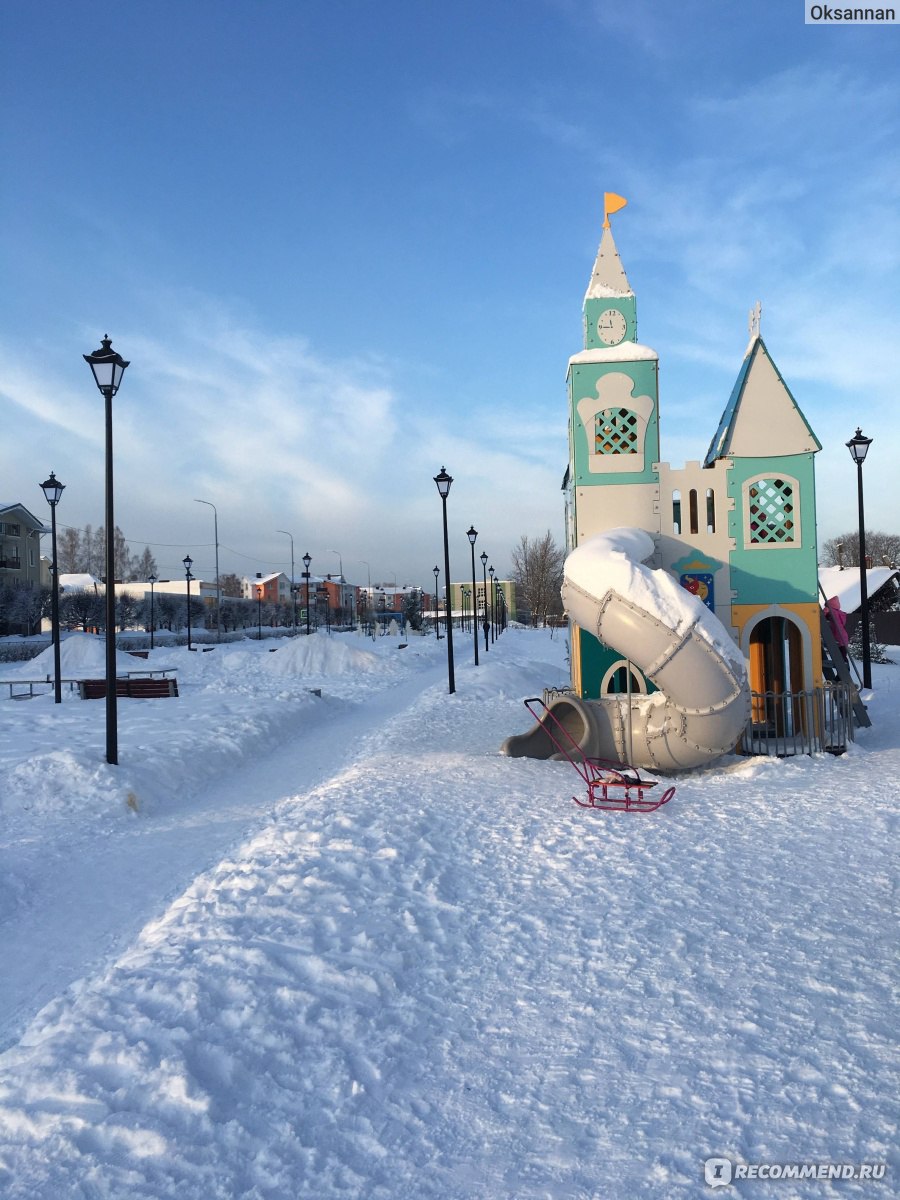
<box><xmin>585</xmin><ymin>225</ymin><xmax>633</xmax><ymax>299</ymax></box>
<box><xmin>0</xmin><ymin>501</ymin><xmax>46</xmax><ymax>529</ymax></box>
<box><xmin>704</xmin><ymin>336</ymin><xmax>820</xmax><ymax>466</ymax></box>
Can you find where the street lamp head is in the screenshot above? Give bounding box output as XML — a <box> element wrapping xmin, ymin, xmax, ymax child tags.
<box><xmin>466</xmin><ymin>525</ymin><xmax>478</xmax><ymax>545</ymax></box>
<box><xmin>846</xmin><ymin>428</ymin><xmax>873</xmax><ymax>465</ymax></box>
<box><xmin>182</xmin><ymin>554</ymin><xmax>193</xmax><ymax>575</ymax></box>
<box><xmin>40</xmin><ymin>471</ymin><xmax>65</xmax><ymax>506</ymax></box>
<box><xmin>489</xmin><ymin>565</ymin><xmax>495</xmax><ymax>578</ymax></box>
<box><xmin>433</xmin><ymin>466</ymin><xmax>453</xmax><ymax>499</ymax></box>
<box><xmin>480</xmin><ymin>551</ymin><xmax>488</xmax><ymax>566</ymax></box>
<box><xmin>433</xmin><ymin>565</ymin><xmax>440</xmax><ymax>578</ymax></box>
<box><xmin>302</xmin><ymin>552</ymin><xmax>311</xmax><ymax>570</ymax></box>
<box><xmin>84</xmin><ymin>335</ymin><xmax>129</xmax><ymax>396</ymax></box>
<box><xmin>148</xmin><ymin>574</ymin><xmax>157</xmax><ymax>584</ymax></box>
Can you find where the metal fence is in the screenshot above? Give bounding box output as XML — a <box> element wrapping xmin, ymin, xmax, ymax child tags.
<box><xmin>541</xmin><ymin>684</ymin><xmax>858</xmax><ymax>759</ymax></box>
<box><xmin>741</xmin><ymin>684</ymin><xmax>856</xmax><ymax>758</ymax></box>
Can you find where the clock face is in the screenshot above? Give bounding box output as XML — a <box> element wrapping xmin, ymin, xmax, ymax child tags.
<box><xmin>597</xmin><ymin>308</ymin><xmax>627</xmax><ymax>346</ymax></box>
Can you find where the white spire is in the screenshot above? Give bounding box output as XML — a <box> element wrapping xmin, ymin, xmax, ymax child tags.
<box><xmin>585</xmin><ymin>225</ymin><xmax>633</xmax><ymax>300</ymax></box>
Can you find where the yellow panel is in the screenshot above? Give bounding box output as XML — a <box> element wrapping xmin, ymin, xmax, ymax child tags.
<box><xmin>731</xmin><ymin>602</ymin><xmax>824</xmax><ymax>689</ymax></box>
<box><xmin>571</xmin><ymin>624</ymin><xmax>582</xmax><ymax>693</ymax></box>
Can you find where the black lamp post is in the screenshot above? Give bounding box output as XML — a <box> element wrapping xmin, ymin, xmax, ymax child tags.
<box><xmin>303</xmin><ymin>549</ymin><xmax>314</xmax><ymax>638</ymax></box>
<box><xmin>466</xmin><ymin>525</ymin><xmax>479</xmax><ymax>666</ymax></box>
<box><xmin>489</xmin><ymin>565</ymin><xmax>496</xmax><ymax>644</ymax></box>
<box><xmin>148</xmin><ymin>573</ymin><xmax>157</xmax><ymax>650</ymax></box>
<box><xmin>256</xmin><ymin>582</ymin><xmax>263</xmax><ymax>641</ymax></box>
<box><xmin>847</xmin><ymin>427</ymin><xmax>874</xmax><ymax>689</ymax></box>
<box><xmin>480</xmin><ymin>550</ymin><xmax>489</xmax><ymax>653</ymax></box>
<box><xmin>277</xmin><ymin>529</ymin><xmax>297</xmax><ymax>634</ymax></box>
<box><xmin>434</xmin><ymin>468</ymin><xmax>455</xmax><ymax>693</ymax></box>
<box><xmin>84</xmin><ymin>335</ymin><xmax>129</xmax><ymax>766</ymax></box>
<box><xmin>183</xmin><ymin>555</ymin><xmax>194</xmax><ymax>651</ymax></box>
<box><xmin>39</xmin><ymin>471</ymin><xmax>65</xmax><ymax>703</ymax></box>
<box><xmin>195</xmin><ymin>499</ymin><xmax>221</xmax><ymax>642</ymax></box>
<box><xmin>433</xmin><ymin>565</ymin><xmax>441</xmax><ymax>639</ymax></box>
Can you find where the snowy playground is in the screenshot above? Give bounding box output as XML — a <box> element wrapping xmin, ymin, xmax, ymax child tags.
<box><xmin>0</xmin><ymin>625</ymin><xmax>896</xmax><ymax>1198</ymax></box>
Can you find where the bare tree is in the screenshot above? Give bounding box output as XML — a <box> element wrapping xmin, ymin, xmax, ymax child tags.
<box><xmin>510</xmin><ymin>531</ymin><xmax>566</xmax><ymax>627</ymax></box>
<box><xmin>81</xmin><ymin>525</ymin><xmax>100</xmax><ymax>576</ymax></box>
<box><xmin>60</xmin><ymin>587</ymin><xmax>103</xmax><ymax>632</ymax></box>
<box><xmin>57</xmin><ymin>526</ymin><xmax>82</xmax><ymax>574</ymax></box>
<box><xmin>131</xmin><ymin>546</ymin><xmax>158</xmax><ymax>580</ymax></box>
<box><xmin>822</xmin><ymin>530</ymin><xmax>900</xmax><ymax>569</ymax></box>
<box><xmin>217</xmin><ymin>572</ymin><xmax>244</xmax><ymax>598</ymax></box>
<box><xmin>116</xmin><ymin>591</ymin><xmax>141</xmax><ymax>630</ymax></box>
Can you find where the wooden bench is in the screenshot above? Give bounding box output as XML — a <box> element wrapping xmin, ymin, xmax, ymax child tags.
<box><xmin>78</xmin><ymin>677</ymin><xmax>179</xmax><ymax>699</ymax></box>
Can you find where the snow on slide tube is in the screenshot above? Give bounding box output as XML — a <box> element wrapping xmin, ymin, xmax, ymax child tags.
<box><xmin>502</xmin><ymin>529</ymin><xmax>751</xmax><ymax>771</ymax></box>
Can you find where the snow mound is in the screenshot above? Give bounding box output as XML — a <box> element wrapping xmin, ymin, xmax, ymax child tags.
<box><xmin>9</xmin><ymin>633</ymin><xmax>149</xmax><ymax>679</ymax></box>
<box><xmin>264</xmin><ymin>633</ymin><xmax>381</xmax><ymax>676</ymax></box>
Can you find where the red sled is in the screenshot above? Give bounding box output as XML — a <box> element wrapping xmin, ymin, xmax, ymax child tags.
<box><xmin>523</xmin><ymin>697</ymin><xmax>675</xmax><ymax>813</ymax></box>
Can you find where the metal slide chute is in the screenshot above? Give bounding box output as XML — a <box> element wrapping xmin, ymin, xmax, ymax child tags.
<box><xmin>502</xmin><ymin>530</ymin><xmax>751</xmax><ymax>772</ymax></box>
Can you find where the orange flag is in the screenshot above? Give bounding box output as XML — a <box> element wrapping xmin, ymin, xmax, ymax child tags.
<box><xmin>603</xmin><ymin>192</ymin><xmax>627</xmax><ymax>228</ymax></box>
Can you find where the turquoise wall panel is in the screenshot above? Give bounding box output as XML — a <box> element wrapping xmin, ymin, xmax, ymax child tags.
<box><xmin>727</xmin><ymin>453</ymin><xmax>819</xmax><ymax>606</ymax></box>
<box><xmin>569</xmin><ymin>359</ymin><xmax>659</xmax><ymax>487</ymax></box>
<box><xmin>578</xmin><ymin>629</ymin><xmax>657</xmax><ymax>699</ymax></box>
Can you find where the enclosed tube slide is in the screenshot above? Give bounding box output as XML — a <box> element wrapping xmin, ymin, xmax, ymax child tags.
<box><xmin>502</xmin><ymin>529</ymin><xmax>750</xmax><ymax>771</ymax></box>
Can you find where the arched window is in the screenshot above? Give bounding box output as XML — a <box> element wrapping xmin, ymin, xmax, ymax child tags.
<box><xmin>601</xmin><ymin>660</ymin><xmax>648</xmax><ymax>695</ymax></box>
<box><xmin>688</xmin><ymin>489</ymin><xmax>699</xmax><ymax>535</ymax></box>
<box><xmin>672</xmin><ymin>489</ymin><xmax>682</xmax><ymax>535</ymax></box>
<box><xmin>706</xmin><ymin>488</ymin><xmax>716</xmax><ymax>534</ymax></box>
<box><xmin>745</xmin><ymin>476</ymin><xmax>798</xmax><ymax>546</ymax></box>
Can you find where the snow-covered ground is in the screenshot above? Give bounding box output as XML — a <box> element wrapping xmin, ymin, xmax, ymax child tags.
<box><xmin>0</xmin><ymin>628</ymin><xmax>896</xmax><ymax>1199</ymax></box>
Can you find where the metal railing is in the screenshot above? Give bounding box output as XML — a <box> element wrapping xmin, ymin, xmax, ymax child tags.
<box><xmin>540</xmin><ymin>683</ymin><xmax>857</xmax><ymax>759</ymax></box>
<box><xmin>742</xmin><ymin>684</ymin><xmax>856</xmax><ymax>757</ymax></box>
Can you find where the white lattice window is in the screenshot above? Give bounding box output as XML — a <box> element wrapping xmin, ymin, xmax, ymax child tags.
<box><xmin>595</xmin><ymin>408</ymin><xmax>639</xmax><ymax>455</ymax></box>
<box><xmin>747</xmin><ymin>477</ymin><xmax>797</xmax><ymax>545</ymax></box>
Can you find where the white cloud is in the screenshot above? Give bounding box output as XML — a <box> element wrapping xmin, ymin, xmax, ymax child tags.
<box><xmin>0</xmin><ymin>293</ymin><xmax>564</xmax><ymax>585</ymax></box>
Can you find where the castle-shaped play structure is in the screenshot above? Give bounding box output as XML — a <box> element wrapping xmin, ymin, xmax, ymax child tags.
<box><xmin>503</xmin><ymin>195</ymin><xmax>863</xmax><ymax>771</ymax></box>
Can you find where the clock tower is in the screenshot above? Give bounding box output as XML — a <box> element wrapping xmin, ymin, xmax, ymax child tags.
<box><xmin>566</xmin><ymin>201</ymin><xmax>660</xmax><ymax>549</ymax></box>
<box><xmin>564</xmin><ymin>199</ymin><xmax>662</xmax><ymax>697</ymax></box>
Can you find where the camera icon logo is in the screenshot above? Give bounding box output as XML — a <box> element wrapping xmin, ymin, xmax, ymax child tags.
<box><xmin>704</xmin><ymin>1158</ymin><xmax>734</xmax><ymax>1188</ymax></box>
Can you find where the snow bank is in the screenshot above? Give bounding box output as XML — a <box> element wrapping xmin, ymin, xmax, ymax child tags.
<box><xmin>264</xmin><ymin>632</ymin><xmax>382</xmax><ymax>676</ymax></box>
<box><xmin>0</xmin><ymin>629</ymin><xmax>896</xmax><ymax>1199</ymax></box>
<box><xmin>5</xmin><ymin>632</ymin><xmax>151</xmax><ymax>679</ymax></box>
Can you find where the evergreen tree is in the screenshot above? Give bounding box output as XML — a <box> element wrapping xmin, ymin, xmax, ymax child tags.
<box><xmin>403</xmin><ymin>590</ymin><xmax>423</xmax><ymax>631</ymax></box>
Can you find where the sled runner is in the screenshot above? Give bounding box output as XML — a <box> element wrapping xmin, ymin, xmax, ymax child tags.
<box><xmin>523</xmin><ymin>697</ymin><xmax>675</xmax><ymax>812</ymax></box>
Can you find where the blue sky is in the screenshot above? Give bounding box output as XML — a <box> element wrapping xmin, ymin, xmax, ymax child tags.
<box><xmin>2</xmin><ymin>0</ymin><xmax>898</xmax><ymax>589</ymax></box>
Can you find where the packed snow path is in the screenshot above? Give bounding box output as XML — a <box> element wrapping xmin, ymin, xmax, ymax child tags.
<box><xmin>0</xmin><ymin>631</ymin><xmax>897</xmax><ymax>1198</ymax></box>
<box><xmin>0</xmin><ymin>638</ymin><xmax>450</xmax><ymax>1047</ymax></box>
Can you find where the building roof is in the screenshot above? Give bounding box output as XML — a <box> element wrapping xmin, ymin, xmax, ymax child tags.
<box><xmin>704</xmin><ymin>336</ymin><xmax>820</xmax><ymax>466</ymax></box>
<box><xmin>0</xmin><ymin>501</ymin><xmax>47</xmax><ymax>529</ymax></box>
<box><xmin>59</xmin><ymin>573</ymin><xmax>101</xmax><ymax>590</ymax></box>
<box><xmin>819</xmin><ymin>565</ymin><xmax>899</xmax><ymax>616</ymax></box>
<box><xmin>584</xmin><ymin>225</ymin><xmax>633</xmax><ymax>300</ymax></box>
